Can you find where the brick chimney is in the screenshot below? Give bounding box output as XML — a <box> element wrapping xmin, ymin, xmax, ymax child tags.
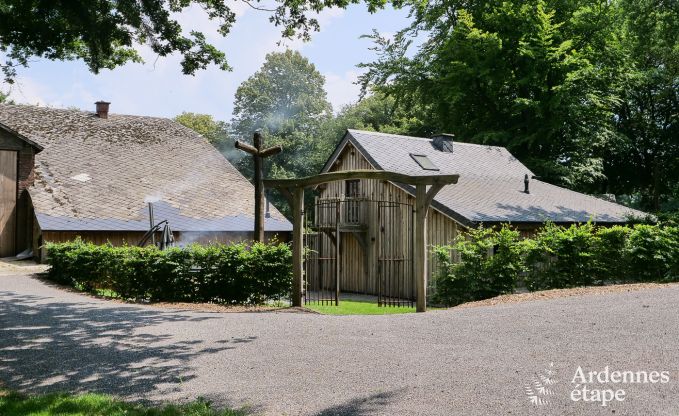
<box><xmin>95</xmin><ymin>101</ymin><xmax>110</xmax><ymax>119</ymax></box>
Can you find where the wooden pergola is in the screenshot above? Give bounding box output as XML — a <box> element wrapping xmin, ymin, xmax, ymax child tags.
<box><xmin>264</xmin><ymin>170</ymin><xmax>459</xmax><ymax>312</ymax></box>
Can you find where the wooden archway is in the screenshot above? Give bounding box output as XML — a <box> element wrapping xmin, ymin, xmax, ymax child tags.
<box><xmin>265</xmin><ymin>170</ymin><xmax>459</xmax><ymax>312</ymax></box>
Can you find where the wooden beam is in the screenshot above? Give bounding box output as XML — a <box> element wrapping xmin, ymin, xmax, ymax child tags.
<box><xmin>234</xmin><ymin>141</ymin><xmax>258</xmax><ymax>154</ymax></box>
<box><xmin>259</xmin><ymin>145</ymin><xmax>283</xmax><ymax>158</ymax></box>
<box><xmin>264</xmin><ymin>170</ymin><xmax>459</xmax><ymax>189</ymax></box>
<box><xmin>291</xmin><ymin>187</ymin><xmax>304</xmax><ymax>307</ymax></box>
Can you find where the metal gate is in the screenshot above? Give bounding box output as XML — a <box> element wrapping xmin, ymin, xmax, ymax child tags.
<box><xmin>304</xmin><ymin>199</ymin><xmax>340</xmax><ymax>305</ymax></box>
<box><xmin>303</xmin><ymin>197</ymin><xmax>415</xmax><ymax>307</ymax></box>
<box><xmin>377</xmin><ymin>199</ymin><xmax>415</xmax><ymax>307</ymax></box>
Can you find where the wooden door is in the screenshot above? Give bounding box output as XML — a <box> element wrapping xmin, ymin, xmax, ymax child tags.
<box><xmin>0</xmin><ymin>150</ymin><xmax>17</xmax><ymax>257</ymax></box>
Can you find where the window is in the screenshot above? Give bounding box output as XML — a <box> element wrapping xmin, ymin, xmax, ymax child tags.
<box><xmin>410</xmin><ymin>154</ymin><xmax>439</xmax><ymax>171</ymax></box>
<box><xmin>345</xmin><ymin>180</ymin><xmax>360</xmax><ymax>223</ymax></box>
<box><xmin>345</xmin><ymin>179</ymin><xmax>360</xmax><ymax>197</ymax></box>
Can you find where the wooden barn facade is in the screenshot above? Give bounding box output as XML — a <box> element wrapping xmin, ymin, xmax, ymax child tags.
<box><xmin>0</xmin><ymin>103</ymin><xmax>291</xmax><ymax>260</ymax></box>
<box><xmin>307</xmin><ymin>129</ymin><xmax>646</xmax><ymax>300</ymax></box>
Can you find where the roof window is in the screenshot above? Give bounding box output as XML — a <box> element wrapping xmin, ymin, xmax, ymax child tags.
<box><xmin>410</xmin><ymin>154</ymin><xmax>439</xmax><ymax>171</ymax></box>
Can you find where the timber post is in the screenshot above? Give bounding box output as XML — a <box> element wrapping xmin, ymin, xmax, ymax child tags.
<box><xmin>291</xmin><ymin>187</ymin><xmax>305</xmax><ymax>307</ymax></box>
<box><xmin>235</xmin><ymin>131</ymin><xmax>282</xmax><ymax>242</ymax></box>
<box><xmin>414</xmin><ymin>184</ymin><xmax>428</xmax><ymax>312</ymax></box>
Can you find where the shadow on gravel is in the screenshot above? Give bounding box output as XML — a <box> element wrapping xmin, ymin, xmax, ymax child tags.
<box><xmin>312</xmin><ymin>389</ymin><xmax>406</xmax><ymax>416</ymax></box>
<box><xmin>0</xmin><ymin>290</ymin><xmax>254</xmax><ymax>409</ymax></box>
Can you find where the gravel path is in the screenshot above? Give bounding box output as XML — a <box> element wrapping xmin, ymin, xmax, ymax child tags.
<box><xmin>1</xmin><ymin>273</ymin><xmax>679</xmax><ymax>415</ymax></box>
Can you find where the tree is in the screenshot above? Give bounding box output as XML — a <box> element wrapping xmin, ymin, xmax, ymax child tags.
<box><xmin>174</xmin><ymin>112</ymin><xmax>228</xmax><ymax>146</ymax></box>
<box><xmin>0</xmin><ymin>0</ymin><xmax>395</xmax><ymax>83</ymax></box>
<box><xmin>325</xmin><ymin>92</ymin><xmax>428</xmax><ymax>138</ymax></box>
<box><xmin>605</xmin><ymin>0</ymin><xmax>679</xmax><ymax>211</ymax></box>
<box><xmin>360</xmin><ymin>0</ymin><xmax>621</xmax><ymax>189</ymax></box>
<box><xmin>0</xmin><ymin>90</ymin><xmax>12</xmax><ymax>104</ymax></box>
<box><xmin>231</xmin><ymin>50</ymin><xmax>332</xmax><ymax>180</ymax></box>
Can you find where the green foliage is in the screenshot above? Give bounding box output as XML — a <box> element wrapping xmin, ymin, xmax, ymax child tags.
<box><xmin>432</xmin><ymin>225</ymin><xmax>525</xmax><ymax>306</ymax></box>
<box><xmin>174</xmin><ymin>112</ymin><xmax>229</xmax><ymax>146</ymax></box>
<box><xmin>0</xmin><ymin>389</ymin><xmax>245</xmax><ymax>415</ymax></box>
<box><xmin>0</xmin><ymin>0</ymin><xmax>399</xmax><ymax>83</ymax></box>
<box><xmin>625</xmin><ymin>225</ymin><xmax>679</xmax><ymax>282</ymax></box>
<box><xmin>433</xmin><ymin>222</ymin><xmax>679</xmax><ymax>305</ymax></box>
<box><xmin>231</xmin><ymin>50</ymin><xmax>333</xmax><ymax>182</ymax></box>
<box><xmin>524</xmin><ymin>223</ymin><xmax>600</xmax><ymax>291</ymax></box>
<box><xmin>45</xmin><ymin>239</ymin><xmax>292</xmax><ymax>304</ymax></box>
<box><xmin>359</xmin><ymin>0</ymin><xmax>679</xmax><ymax>212</ymax></box>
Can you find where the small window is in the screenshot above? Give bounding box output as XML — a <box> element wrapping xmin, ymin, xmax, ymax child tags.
<box><xmin>410</xmin><ymin>154</ymin><xmax>439</xmax><ymax>171</ymax></box>
<box><xmin>345</xmin><ymin>179</ymin><xmax>360</xmax><ymax>197</ymax></box>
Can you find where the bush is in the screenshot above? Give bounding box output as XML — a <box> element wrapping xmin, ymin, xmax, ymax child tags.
<box><xmin>432</xmin><ymin>222</ymin><xmax>679</xmax><ymax>305</ymax></box>
<box><xmin>625</xmin><ymin>225</ymin><xmax>679</xmax><ymax>282</ymax></box>
<box><xmin>46</xmin><ymin>239</ymin><xmax>292</xmax><ymax>305</ymax></box>
<box><xmin>592</xmin><ymin>225</ymin><xmax>631</xmax><ymax>282</ymax></box>
<box><xmin>524</xmin><ymin>222</ymin><xmax>599</xmax><ymax>291</ymax></box>
<box><xmin>432</xmin><ymin>225</ymin><xmax>525</xmax><ymax>306</ymax></box>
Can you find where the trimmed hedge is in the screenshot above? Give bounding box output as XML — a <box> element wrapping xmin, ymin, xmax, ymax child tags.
<box><xmin>433</xmin><ymin>223</ymin><xmax>679</xmax><ymax>306</ymax></box>
<box><xmin>46</xmin><ymin>239</ymin><xmax>292</xmax><ymax>304</ymax></box>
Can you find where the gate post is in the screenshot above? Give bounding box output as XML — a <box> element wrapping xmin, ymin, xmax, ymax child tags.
<box><xmin>414</xmin><ymin>184</ymin><xmax>428</xmax><ymax>312</ymax></box>
<box><xmin>291</xmin><ymin>187</ymin><xmax>304</xmax><ymax>307</ymax></box>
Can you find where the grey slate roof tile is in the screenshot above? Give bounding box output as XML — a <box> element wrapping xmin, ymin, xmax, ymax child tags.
<box><xmin>0</xmin><ymin>104</ymin><xmax>292</xmax><ymax>232</ymax></box>
<box><xmin>340</xmin><ymin>129</ymin><xmax>646</xmax><ymax>224</ymax></box>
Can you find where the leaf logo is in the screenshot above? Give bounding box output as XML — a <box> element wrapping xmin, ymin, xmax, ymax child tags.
<box><xmin>525</xmin><ymin>362</ymin><xmax>557</xmax><ymax>406</ymax></box>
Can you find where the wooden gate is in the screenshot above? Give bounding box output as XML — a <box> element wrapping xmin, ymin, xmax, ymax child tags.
<box><xmin>0</xmin><ymin>150</ymin><xmax>17</xmax><ymax>257</ymax></box>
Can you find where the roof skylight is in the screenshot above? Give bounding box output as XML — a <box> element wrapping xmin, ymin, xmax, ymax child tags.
<box><xmin>410</xmin><ymin>154</ymin><xmax>439</xmax><ymax>171</ymax></box>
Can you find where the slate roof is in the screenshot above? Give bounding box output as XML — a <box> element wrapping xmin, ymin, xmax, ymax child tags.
<box><xmin>0</xmin><ymin>104</ymin><xmax>291</xmax><ymax>232</ymax></box>
<box><xmin>324</xmin><ymin>129</ymin><xmax>646</xmax><ymax>225</ymax></box>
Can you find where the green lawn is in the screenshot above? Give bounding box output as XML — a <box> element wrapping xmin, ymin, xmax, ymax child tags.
<box><xmin>0</xmin><ymin>390</ymin><xmax>245</xmax><ymax>416</ymax></box>
<box><xmin>305</xmin><ymin>299</ymin><xmax>416</xmax><ymax>315</ymax></box>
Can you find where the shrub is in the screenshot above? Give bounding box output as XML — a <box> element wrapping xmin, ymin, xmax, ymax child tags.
<box><xmin>433</xmin><ymin>221</ymin><xmax>679</xmax><ymax>304</ymax></box>
<box><xmin>432</xmin><ymin>225</ymin><xmax>525</xmax><ymax>306</ymax></box>
<box><xmin>45</xmin><ymin>239</ymin><xmax>292</xmax><ymax>305</ymax></box>
<box><xmin>524</xmin><ymin>223</ymin><xmax>599</xmax><ymax>291</ymax></box>
<box><xmin>625</xmin><ymin>225</ymin><xmax>679</xmax><ymax>282</ymax></box>
<box><xmin>592</xmin><ymin>225</ymin><xmax>631</xmax><ymax>282</ymax></box>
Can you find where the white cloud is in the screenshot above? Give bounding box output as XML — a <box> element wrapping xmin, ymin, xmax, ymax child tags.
<box><xmin>324</xmin><ymin>69</ymin><xmax>362</xmax><ymax>112</ymax></box>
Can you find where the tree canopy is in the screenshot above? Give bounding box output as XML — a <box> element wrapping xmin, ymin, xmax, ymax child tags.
<box><xmin>231</xmin><ymin>50</ymin><xmax>333</xmax><ymax>180</ymax></box>
<box><xmin>360</xmin><ymin>0</ymin><xmax>678</xmax><ymax>211</ymax></box>
<box><xmin>0</xmin><ymin>0</ymin><xmax>396</xmax><ymax>83</ymax></box>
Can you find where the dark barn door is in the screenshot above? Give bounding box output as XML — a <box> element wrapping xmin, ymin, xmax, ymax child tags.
<box><xmin>0</xmin><ymin>150</ymin><xmax>17</xmax><ymax>257</ymax></box>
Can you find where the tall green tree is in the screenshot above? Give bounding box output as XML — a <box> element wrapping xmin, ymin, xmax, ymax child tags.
<box><xmin>605</xmin><ymin>0</ymin><xmax>679</xmax><ymax>211</ymax></box>
<box><xmin>231</xmin><ymin>50</ymin><xmax>333</xmax><ymax>180</ymax></box>
<box><xmin>360</xmin><ymin>0</ymin><xmax>621</xmax><ymax>189</ymax></box>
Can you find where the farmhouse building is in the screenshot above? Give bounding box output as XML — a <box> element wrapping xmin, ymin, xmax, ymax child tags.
<box><xmin>0</xmin><ymin>103</ymin><xmax>291</xmax><ymax>259</ymax></box>
<box><xmin>306</xmin><ymin>129</ymin><xmax>646</xmax><ymax>300</ymax></box>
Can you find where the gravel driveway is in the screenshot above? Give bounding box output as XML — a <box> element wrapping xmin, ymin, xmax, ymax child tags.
<box><xmin>1</xmin><ymin>272</ymin><xmax>679</xmax><ymax>415</ymax></box>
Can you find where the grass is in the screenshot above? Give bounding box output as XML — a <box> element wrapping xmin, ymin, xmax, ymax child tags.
<box><xmin>0</xmin><ymin>390</ymin><xmax>246</xmax><ymax>416</ymax></box>
<box><xmin>305</xmin><ymin>299</ymin><xmax>416</xmax><ymax>315</ymax></box>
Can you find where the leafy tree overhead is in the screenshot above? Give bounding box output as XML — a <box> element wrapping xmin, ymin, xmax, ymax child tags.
<box><xmin>0</xmin><ymin>0</ymin><xmax>396</xmax><ymax>83</ymax></box>
<box><xmin>360</xmin><ymin>0</ymin><xmax>621</xmax><ymax>189</ymax></box>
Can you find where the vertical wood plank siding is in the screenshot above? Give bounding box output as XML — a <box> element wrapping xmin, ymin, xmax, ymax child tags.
<box><xmin>317</xmin><ymin>142</ymin><xmax>464</xmax><ymax>296</ymax></box>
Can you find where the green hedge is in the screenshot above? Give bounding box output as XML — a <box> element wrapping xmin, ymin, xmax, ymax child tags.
<box><xmin>433</xmin><ymin>223</ymin><xmax>679</xmax><ymax>306</ymax></box>
<box><xmin>46</xmin><ymin>239</ymin><xmax>292</xmax><ymax>304</ymax></box>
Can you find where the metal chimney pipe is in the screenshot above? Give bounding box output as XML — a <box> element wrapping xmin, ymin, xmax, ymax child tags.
<box><xmin>524</xmin><ymin>174</ymin><xmax>530</xmax><ymax>194</ymax></box>
<box><xmin>148</xmin><ymin>202</ymin><xmax>155</xmax><ymax>246</ymax></box>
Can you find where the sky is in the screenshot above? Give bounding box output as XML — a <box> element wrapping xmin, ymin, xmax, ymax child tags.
<box><xmin>1</xmin><ymin>4</ymin><xmax>412</xmax><ymax>122</ymax></box>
